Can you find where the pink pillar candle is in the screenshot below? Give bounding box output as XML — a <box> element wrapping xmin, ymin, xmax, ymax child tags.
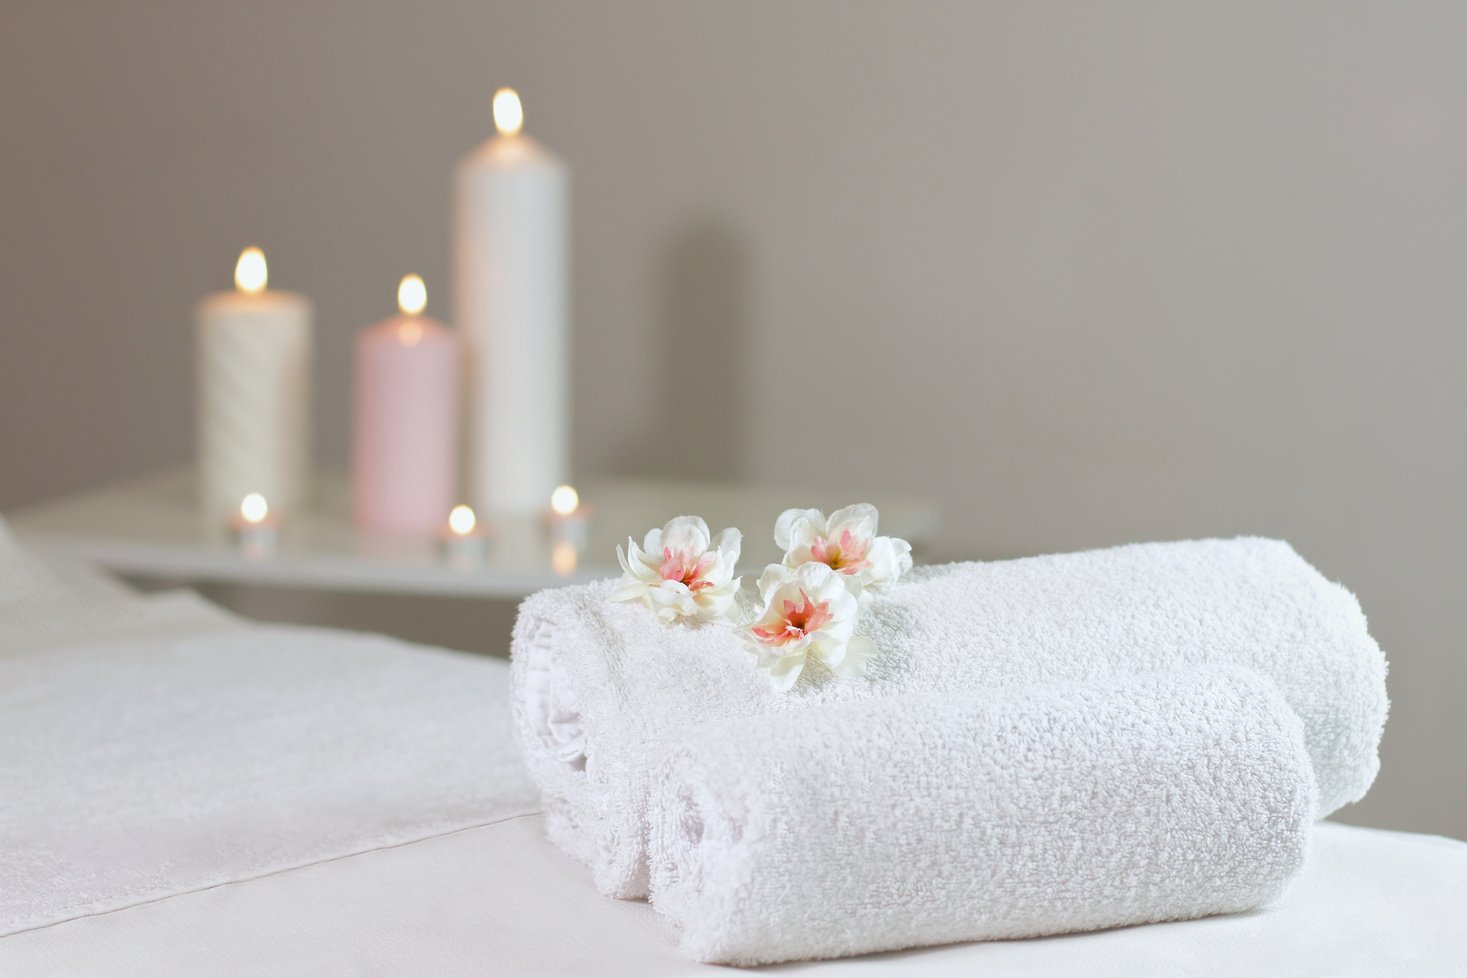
<box><xmin>353</xmin><ymin>275</ymin><xmax>461</xmax><ymax>533</ymax></box>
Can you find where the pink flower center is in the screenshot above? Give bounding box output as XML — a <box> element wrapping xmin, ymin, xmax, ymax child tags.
<box><xmin>809</xmin><ymin>530</ymin><xmax>872</xmax><ymax>575</ymax></box>
<box><xmin>751</xmin><ymin>589</ymin><xmax>833</xmax><ymax>647</ymax></box>
<box><xmin>659</xmin><ymin>547</ymin><xmax>715</xmax><ymax>592</ymax></box>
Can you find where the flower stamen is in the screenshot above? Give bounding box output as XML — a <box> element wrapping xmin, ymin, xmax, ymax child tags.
<box><xmin>659</xmin><ymin>547</ymin><xmax>718</xmax><ymax>591</ymax></box>
<box><xmin>810</xmin><ymin>530</ymin><xmax>872</xmax><ymax>575</ymax></box>
<box><xmin>750</xmin><ymin>589</ymin><xmax>832</xmax><ymax>647</ymax></box>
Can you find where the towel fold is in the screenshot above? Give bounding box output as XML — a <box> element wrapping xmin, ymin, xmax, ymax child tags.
<box><xmin>648</xmin><ymin>667</ymin><xmax>1318</xmax><ymax>965</ymax></box>
<box><xmin>510</xmin><ymin>537</ymin><xmax>1386</xmax><ymax>898</ymax></box>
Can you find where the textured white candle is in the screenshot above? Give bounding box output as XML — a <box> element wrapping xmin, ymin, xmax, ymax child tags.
<box><xmin>195</xmin><ymin>247</ymin><xmax>313</xmax><ymax>523</ymax></box>
<box><xmin>454</xmin><ymin>88</ymin><xmax>571</xmax><ymax>516</ymax></box>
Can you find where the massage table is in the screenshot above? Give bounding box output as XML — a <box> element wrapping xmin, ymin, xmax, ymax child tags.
<box><xmin>2</xmin><ymin>536</ymin><xmax>1464</xmax><ymax>977</ymax></box>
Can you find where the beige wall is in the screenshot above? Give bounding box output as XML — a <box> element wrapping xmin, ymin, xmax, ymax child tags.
<box><xmin>1</xmin><ymin>2</ymin><xmax>1463</xmax><ymax>837</ymax></box>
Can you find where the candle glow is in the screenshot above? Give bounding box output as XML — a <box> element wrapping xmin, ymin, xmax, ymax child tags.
<box><xmin>448</xmin><ymin>504</ymin><xmax>478</xmax><ymax>536</ymax></box>
<box><xmin>493</xmin><ymin>88</ymin><xmax>524</xmax><ymax>137</ymax></box>
<box><xmin>396</xmin><ymin>274</ymin><xmax>426</xmax><ymax>346</ymax></box>
<box><xmin>240</xmin><ymin>492</ymin><xmax>269</xmax><ymax>525</ymax></box>
<box><xmin>397</xmin><ymin>274</ymin><xmax>427</xmax><ymax>316</ymax></box>
<box><xmin>549</xmin><ymin>484</ymin><xmax>579</xmax><ymax>516</ymax></box>
<box><xmin>234</xmin><ymin>247</ymin><xmax>268</xmax><ymax>295</ymax></box>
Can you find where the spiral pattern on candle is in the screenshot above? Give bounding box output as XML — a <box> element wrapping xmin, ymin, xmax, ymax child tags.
<box><xmin>197</xmin><ymin>301</ymin><xmax>311</xmax><ymax>522</ymax></box>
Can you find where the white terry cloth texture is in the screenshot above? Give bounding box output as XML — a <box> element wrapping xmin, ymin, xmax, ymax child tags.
<box><xmin>0</xmin><ymin>625</ymin><xmax>540</xmax><ymax>935</ymax></box>
<box><xmin>511</xmin><ymin>537</ymin><xmax>1387</xmax><ymax>899</ymax></box>
<box><xmin>647</xmin><ymin>667</ymin><xmax>1318</xmax><ymax>965</ymax></box>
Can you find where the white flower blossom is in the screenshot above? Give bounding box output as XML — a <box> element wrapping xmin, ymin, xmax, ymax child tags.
<box><xmin>612</xmin><ymin>516</ymin><xmax>741</xmax><ymax>624</ymax></box>
<box><xmin>773</xmin><ymin>503</ymin><xmax>912</xmax><ymax>596</ymax></box>
<box><xmin>743</xmin><ymin>562</ymin><xmax>874</xmax><ymax>691</ymax></box>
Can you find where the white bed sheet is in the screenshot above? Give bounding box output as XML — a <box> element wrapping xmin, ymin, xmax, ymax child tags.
<box><xmin>4</xmin><ymin>816</ymin><xmax>1464</xmax><ymax>978</ymax></box>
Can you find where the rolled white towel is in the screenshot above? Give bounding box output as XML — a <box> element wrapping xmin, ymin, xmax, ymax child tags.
<box><xmin>510</xmin><ymin>537</ymin><xmax>1386</xmax><ymax>898</ymax></box>
<box><xmin>648</xmin><ymin>667</ymin><xmax>1318</xmax><ymax>965</ymax></box>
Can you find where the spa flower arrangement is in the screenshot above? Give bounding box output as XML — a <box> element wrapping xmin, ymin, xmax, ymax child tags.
<box><xmin>613</xmin><ymin>503</ymin><xmax>909</xmax><ymax>688</ymax></box>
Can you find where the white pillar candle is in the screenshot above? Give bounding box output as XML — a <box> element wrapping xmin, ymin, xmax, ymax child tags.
<box><xmin>195</xmin><ymin>247</ymin><xmax>313</xmax><ymax>523</ymax></box>
<box><xmin>454</xmin><ymin>87</ymin><xmax>571</xmax><ymax>516</ymax></box>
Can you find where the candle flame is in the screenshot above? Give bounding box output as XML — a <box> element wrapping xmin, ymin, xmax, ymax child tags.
<box><xmin>549</xmin><ymin>484</ymin><xmax>579</xmax><ymax>516</ymax></box>
<box><xmin>552</xmin><ymin>540</ymin><xmax>578</xmax><ymax>576</ymax></box>
<box><xmin>493</xmin><ymin>88</ymin><xmax>524</xmax><ymax>136</ymax></box>
<box><xmin>448</xmin><ymin>504</ymin><xmax>477</xmax><ymax>536</ymax></box>
<box><xmin>240</xmin><ymin>492</ymin><xmax>269</xmax><ymax>524</ymax></box>
<box><xmin>397</xmin><ymin>274</ymin><xmax>427</xmax><ymax>316</ymax></box>
<box><xmin>235</xmin><ymin>247</ymin><xmax>268</xmax><ymax>295</ymax></box>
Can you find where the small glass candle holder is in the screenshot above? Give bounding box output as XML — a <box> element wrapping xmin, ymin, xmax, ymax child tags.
<box><xmin>544</xmin><ymin>484</ymin><xmax>589</xmax><ymax>550</ymax></box>
<box><xmin>229</xmin><ymin>492</ymin><xmax>279</xmax><ymax>561</ymax></box>
<box><xmin>439</xmin><ymin>504</ymin><xmax>488</xmax><ymax>569</ymax></box>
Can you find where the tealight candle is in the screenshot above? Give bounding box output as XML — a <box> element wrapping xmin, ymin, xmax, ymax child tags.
<box><xmin>229</xmin><ymin>492</ymin><xmax>279</xmax><ymax>560</ymax></box>
<box><xmin>438</xmin><ymin>503</ymin><xmax>488</xmax><ymax>568</ymax></box>
<box><xmin>196</xmin><ymin>247</ymin><xmax>313</xmax><ymax>523</ymax></box>
<box><xmin>545</xmin><ymin>483</ymin><xmax>589</xmax><ymax>550</ymax></box>
<box><xmin>352</xmin><ymin>274</ymin><xmax>461</xmax><ymax>533</ymax></box>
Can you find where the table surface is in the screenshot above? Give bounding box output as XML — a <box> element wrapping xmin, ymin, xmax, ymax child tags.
<box><xmin>9</xmin><ymin>468</ymin><xmax>937</xmax><ymax>599</ymax></box>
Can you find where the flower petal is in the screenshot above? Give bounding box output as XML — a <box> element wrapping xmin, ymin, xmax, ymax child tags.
<box><xmin>862</xmin><ymin>535</ymin><xmax>913</xmax><ymax>590</ymax></box>
<box><xmin>764</xmin><ymin>652</ymin><xmax>807</xmax><ymax>692</ymax></box>
<box><xmin>757</xmin><ymin>563</ymin><xmax>794</xmax><ymax>602</ymax></box>
<box><xmin>710</xmin><ymin>526</ymin><xmax>742</xmax><ymax>565</ymax></box>
<box><xmin>809</xmin><ymin>635</ymin><xmax>847</xmax><ymax>670</ymax></box>
<box><xmin>826</xmin><ymin>503</ymin><xmax>880</xmax><ymax>538</ymax></box>
<box><xmin>774</xmin><ymin>508</ymin><xmax>824</xmax><ymax>551</ymax></box>
<box><xmin>609</xmin><ymin>579</ymin><xmax>647</xmax><ymax>603</ymax></box>
<box><xmin>832</xmin><ymin>635</ymin><xmax>877</xmax><ymax>678</ymax></box>
<box><xmin>791</xmin><ymin>560</ymin><xmax>848</xmax><ymax>603</ymax></box>
<box><xmin>660</xmin><ymin>515</ymin><xmax>712</xmax><ymax>556</ymax></box>
<box><xmin>616</xmin><ymin>540</ymin><xmax>638</xmax><ymax>578</ymax></box>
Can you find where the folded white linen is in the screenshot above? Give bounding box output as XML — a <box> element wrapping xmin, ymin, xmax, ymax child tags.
<box><xmin>648</xmin><ymin>667</ymin><xmax>1317</xmax><ymax>965</ymax></box>
<box><xmin>0</xmin><ymin>514</ymin><xmax>224</xmax><ymax>652</ymax></box>
<box><xmin>511</xmin><ymin>537</ymin><xmax>1386</xmax><ymax>898</ymax></box>
<box><xmin>0</xmin><ymin>522</ymin><xmax>541</xmax><ymax>935</ymax></box>
<box><xmin>0</xmin><ymin>625</ymin><xmax>539</xmax><ymax>935</ymax></box>
<box><xmin>0</xmin><ymin>514</ymin><xmax>98</xmax><ymax>638</ymax></box>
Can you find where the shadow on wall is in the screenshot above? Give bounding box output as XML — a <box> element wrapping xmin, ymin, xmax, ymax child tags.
<box><xmin>620</xmin><ymin>220</ymin><xmax>751</xmax><ymax>482</ymax></box>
